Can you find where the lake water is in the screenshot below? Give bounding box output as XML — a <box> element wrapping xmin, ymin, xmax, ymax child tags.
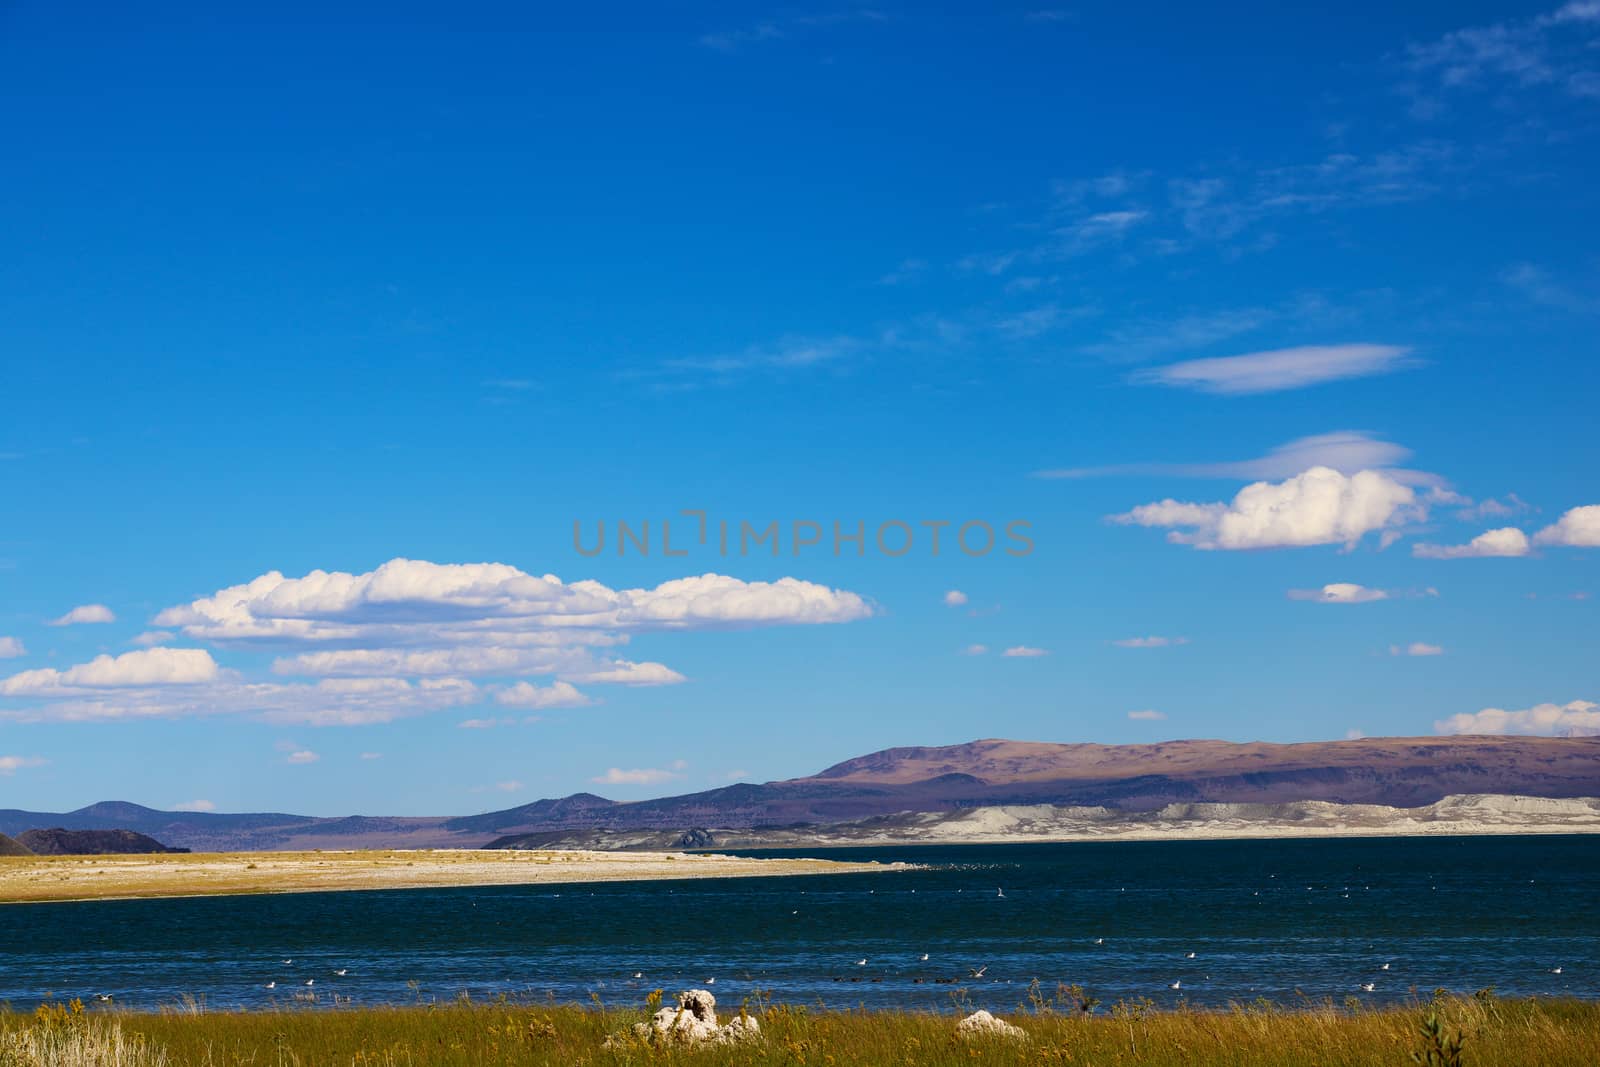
<box><xmin>2</xmin><ymin>835</ymin><xmax>1595</xmax><ymax>1013</ymax></box>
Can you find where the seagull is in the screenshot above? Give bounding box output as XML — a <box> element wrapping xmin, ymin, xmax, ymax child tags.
<box><xmin>1185</xmin><ymin>952</ymin><xmax>1196</xmax><ymax>959</ymax></box>
<box><xmin>282</xmin><ymin>959</ymin><xmax>293</xmax><ymax>965</ymax></box>
<box><xmin>857</xmin><ymin>959</ymin><xmax>867</xmax><ymax>966</ymax></box>
<box><xmin>968</xmin><ymin>966</ymin><xmax>988</xmax><ymax>978</ymax></box>
<box><xmin>1361</xmin><ymin>983</ymin><xmax>1376</xmax><ymax>992</ymax></box>
<box><xmin>996</xmin><ymin>888</ymin><xmax>1006</xmax><ymax>899</ymax></box>
<box><xmin>1551</xmin><ymin>967</ymin><xmax>1563</xmax><ymax>975</ymax></box>
<box><xmin>1381</xmin><ymin>963</ymin><xmax>1391</xmax><ymax>971</ymax></box>
<box><xmin>633</xmin><ymin>972</ymin><xmax>643</xmax><ymax>979</ymax></box>
<box><xmin>706</xmin><ymin>977</ymin><xmax>716</xmax><ymax>985</ymax></box>
<box><xmin>333</xmin><ymin>969</ymin><xmax>348</xmax><ymax>977</ymax></box>
<box><xmin>94</xmin><ymin>994</ymin><xmax>113</xmax><ymax>1003</ymax></box>
<box><xmin>920</xmin><ymin>954</ymin><xmax>929</xmax><ymax>962</ymax></box>
<box><xmin>1092</xmin><ymin>938</ymin><xmax>1104</xmax><ymax>945</ymax></box>
<box><xmin>265</xmin><ymin>982</ymin><xmax>275</xmax><ymax>990</ymax></box>
<box><xmin>1169</xmin><ymin>981</ymin><xmax>1182</xmax><ymax>990</ymax></box>
<box><xmin>305</xmin><ymin>979</ymin><xmax>315</xmax><ymax>987</ymax></box>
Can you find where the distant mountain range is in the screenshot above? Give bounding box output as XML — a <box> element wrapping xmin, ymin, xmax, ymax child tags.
<box><xmin>4</xmin><ymin>735</ymin><xmax>1597</xmax><ymax>852</ymax></box>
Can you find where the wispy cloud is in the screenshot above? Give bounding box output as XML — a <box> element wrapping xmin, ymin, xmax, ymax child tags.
<box><xmin>49</xmin><ymin>603</ymin><xmax>116</xmax><ymax>626</ymax></box>
<box><xmin>1403</xmin><ymin>2</ymin><xmax>1600</xmax><ymax>114</ymax></box>
<box><xmin>172</xmin><ymin>799</ymin><xmax>216</xmax><ymax>812</ymax></box>
<box><xmin>592</xmin><ymin>766</ymin><xmax>684</xmax><ymax>786</ymax></box>
<box><xmin>1112</xmin><ymin>636</ymin><xmax>1189</xmax><ymax>649</ymax></box>
<box><xmin>1390</xmin><ymin>642</ymin><xmax>1444</xmax><ymax>657</ymax></box>
<box><xmin>0</xmin><ymin>637</ymin><xmax>24</xmax><ymax>659</ymax></box>
<box><xmin>285</xmin><ymin>749</ymin><xmax>319</xmax><ymax>765</ymax></box>
<box><xmin>1133</xmin><ymin>344</ymin><xmax>1413</xmax><ymax>395</ymax></box>
<box><xmin>1127</xmin><ymin>709</ymin><xmax>1167</xmax><ymax>721</ymax></box>
<box><xmin>1287</xmin><ymin>583</ymin><xmax>1391</xmax><ymax>604</ymax></box>
<box><xmin>1034</xmin><ymin>431</ymin><xmax>1434</xmax><ymax>486</ymax></box>
<box><xmin>960</xmin><ymin>644</ymin><xmax>989</xmax><ymax>656</ymax></box>
<box><xmin>700</xmin><ymin>9</ymin><xmax>888</xmax><ymax>52</ymax></box>
<box><xmin>0</xmin><ymin>755</ymin><xmax>46</xmax><ymax>775</ymax></box>
<box><xmin>1001</xmin><ymin>646</ymin><xmax>1048</xmax><ymax>657</ymax></box>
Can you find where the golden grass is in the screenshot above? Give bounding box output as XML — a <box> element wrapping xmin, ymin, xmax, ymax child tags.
<box><xmin>0</xmin><ymin>849</ymin><xmax>902</xmax><ymax>904</ymax></box>
<box><xmin>5</xmin><ymin>992</ymin><xmax>1598</xmax><ymax>1066</ymax></box>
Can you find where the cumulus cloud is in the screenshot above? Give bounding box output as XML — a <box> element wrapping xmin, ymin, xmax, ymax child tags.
<box><xmin>286</xmin><ymin>749</ymin><xmax>319</xmax><ymax>764</ymax></box>
<box><xmin>1534</xmin><ymin>505</ymin><xmax>1600</xmax><ymax>547</ymax></box>
<box><xmin>1112</xmin><ymin>467</ymin><xmax>1422</xmax><ymax>550</ymax></box>
<box><xmin>171</xmin><ymin>799</ymin><xmax>216</xmax><ymax>812</ymax></box>
<box><xmin>132</xmin><ymin>631</ymin><xmax>174</xmax><ymax>647</ymax></box>
<box><xmin>1288</xmin><ymin>582</ymin><xmax>1391</xmax><ymax>603</ymax></box>
<box><xmin>493</xmin><ymin>680</ymin><xmax>592</xmax><ymax>708</ymax></box>
<box><xmin>50</xmin><ymin>603</ymin><xmax>116</xmax><ymax>626</ymax></box>
<box><xmin>1435</xmin><ymin>698</ymin><xmax>1600</xmax><ymax>737</ymax></box>
<box><xmin>0</xmin><ymin>637</ymin><xmax>24</xmax><ymax>659</ymax></box>
<box><xmin>592</xmin><ymin>766</ymin><xmax>683</xmax><ymax>786</ymax></box>
<box><xmin>1134</xmin><ymin>344</ymin><xmax>1413</xmax><ymax>395</ymax></box>
<box><xmin>1127</xmin><ymin>709</ymin><xmax>1167</xmax><ymax>720</ymax></box>
<box><xmin>1414</xmin><ymin>527</ymin><xmax>1531</xmax><ymax>559</ymax></box>
<box><xmin>0</xmin><ymin>648</ymin><xmax>220</xmax><ymax>695</ymax></box>
<box><xmin>1001</xmin><ymin>645</ymin><xmax>1049</xmax><ymax>657</ymax></box>
<box><xmin>943</xmin><ymin>590</ymin><xmax>969</xmax><ymax>607</ymax></box>
<box><xmin>1390</xmin><ymin>642</ymin><xmax>1444</xmax><ymax>656</ymax></box>
<box><xmin>0</xmin><ymin>755</ymin><xmax>47</xmax><ymax>775</ymax></box>
<box><xmin>2</xmin><ymin>558</ymin><xmax>868</xmax><ymax>725</ymax></box>
<box><xmin>1113</xmin><ymin>636</ymin><xmax>1190</xmax><ymax>648</ymax></box>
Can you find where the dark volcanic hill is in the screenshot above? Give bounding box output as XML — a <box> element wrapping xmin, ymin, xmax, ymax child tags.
<box><xmin>17</xmin><ymin>827</ymin><xmax>188</xmax><ymax>855</ymax></box>
<box><xmin>4</xmin><ymin>735</ymin><xmax>1598</xmax><ymax>851</ymax></box>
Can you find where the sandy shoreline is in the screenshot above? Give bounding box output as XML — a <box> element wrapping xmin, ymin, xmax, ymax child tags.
<box><xmin>0</xmin><ymin>848</ymin><xmax>904</xmax><ymax>905</ymax></box>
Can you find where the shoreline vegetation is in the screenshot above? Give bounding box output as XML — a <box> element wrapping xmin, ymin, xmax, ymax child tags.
<box><xmin>5</xmin><ymin>991</ymin><xmax>1599</xmax><ymax>1066</ymax></box>
<box><xmin>0</xmin><ymin>849</ymin><xmax>903</xmax><ymax>905</ymax></box>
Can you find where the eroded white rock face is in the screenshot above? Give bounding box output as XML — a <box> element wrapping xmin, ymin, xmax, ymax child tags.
<box><xmin>624</xmin><ymin>989</ymin><xmax>761</xmax><ymax>1046</ymax></box>
<box><xmin>956</xmin><ymin>1009</ymin><xmax>1027</xmax><ymax>1041</ymax></box>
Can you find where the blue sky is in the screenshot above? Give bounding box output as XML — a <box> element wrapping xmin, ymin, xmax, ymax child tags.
<box><xmin>1</xmin><ymin>2</ymin><xmax>1596</xmax><ymax>816</ymax></box>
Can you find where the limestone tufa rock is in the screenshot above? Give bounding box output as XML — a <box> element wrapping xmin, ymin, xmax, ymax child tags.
<box><xmin>956</xmin><ymin>1010</ymin><xmax>1027</xmax><ymax>1041</ymax></box>
<box><xmin>626</xmin><ymin>989</ymin><xmax>761</xmax><ymax>1046</ymax></box>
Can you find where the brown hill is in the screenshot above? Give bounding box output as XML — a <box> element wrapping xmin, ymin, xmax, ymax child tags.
<box><xmin>17</xmin><ymin>827</ymin><xmax>188</xmax><ymax>855</ymax></box>
<box><xmin>0</xmin><ymin>832</ymin><xmax>32</xmax><ymax>857</ymax></box>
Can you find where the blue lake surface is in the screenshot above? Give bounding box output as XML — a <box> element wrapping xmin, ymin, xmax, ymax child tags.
<box><xmin>2</xmin><ymin>835</ymin><xmax>1595</xmax><ymax>1013</ymax></box>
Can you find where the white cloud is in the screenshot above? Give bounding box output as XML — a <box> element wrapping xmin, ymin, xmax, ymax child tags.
<box><xmin>1113</xmin><ymin>636</ymin><xmax>1190</xmax><ymax>648</ymax></box>
<box><xmin>473</xmin><ymin>780</ymin><xmax>524</xmax><ymax>793</ymax></box>
<box><xmin>1035</xmin><ymin>431</ymin><xmax>1439</xmax><ymax>486</ymax></box>
<box><xmin>1127</xmin><ymin>709</ymin><xmax>1167</xmax><ymax>720</ymax></box>
<box><xmin>1390</xmin><ymin>642</ymin><xmax>1444</xmax><ymax>657</ymax></box>
<box><xmin>457</xmin><ymin>717</ymin><xmax>513</xmax><ymax>729</ymax></box>
<box><xmin>286</xmin><ymin>749</ymin><xmax>319</xmax><ymax>764</ymax></box>
<box><xmin>171</xmin><ymin>800</ymin><xmax>216</xmax><ymax>812</ymax></box>
<box><xmin>592</xmin><ymin>766</ymin><xmax>683</xmax><ymax>786</ymax></box>
<box><xmin>0</xmin><ymin>637</ymin><xmax>24</xmax><ymax>659</ymax></box>
<box><xmin>1413</xmin><ymin>527</ymin><xmax>1531</xmax><ymax>559</ymax></box>
<box><xmin>0</xmin><ymin>755</ymin><xmax>47</xmax><ymax>775</ymax></box>
<box><xmin>1112</xmin><ymin>467</ymin><xmax>1422</xmax><ymax>550</ymax></box>
<box><xmin>359</xmin><ymin>752</ymin><xmax>382</xmax><ymax>760</ymax></box>
<box><xmin>1002</xmin><ymin>645</ymin><xmax>1049</xmax><ymax>657</ymax></box>
<box><xmin>1435</xmin><ymin>698</ymin><xmax>1600</xmax><ymax>737</ymax></box>
<box><xmin>3</xmin><ymin>558</ymin><xmax>869</xmax><ymax>725</ymax></box>
<box><xmin>1134</xmin><ymin>344</ymin><xmax>1412</xmax><ymax>395</ymax></box>
<box><xmin>1534</xmin><ymin>505</ymin><xmax>1600</xmax><ymax>547</ymax></box>
<box><xmin>1345</xmin><ymin>728</ymin><xmax>1366</xmax><ymax>740</ymax></box>
<box><xmin>49</xmin><ymin>603</ymin><xmax>116</xmax><ymax>626</ymax></box>
<box><xmin>494</xmin><ymin>680</ymin><xmax>593</xmax><ymax>708</ymax></box>
<box><xmin>943</xmin><ymin>590</ymin><xmax>969</xmax><ymax>607</ymax></box>
<box><xmin>1287</xmin><ymin>583</ymin><xmax>1390</xmax><ymax>604</ymax></box>
<box><xmin>0</xmin><ymin>648</ymin><xmax>220</xmax><ymax>695</ymax></box>
<box><xmin>132</xmin><ymin>631</ymin><xmax>174</xmax><ymax>647</ymax></box>
<box><xmin>960</xmin><ymin>644</ymin><xmax>989</xmax><ymax>656</ymax></box>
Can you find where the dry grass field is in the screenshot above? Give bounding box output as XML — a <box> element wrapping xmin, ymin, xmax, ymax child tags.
<box><xmin>4</xmin><ymin>991</ymin><xmax>1599</xmax><ymax>1066</ymax></box>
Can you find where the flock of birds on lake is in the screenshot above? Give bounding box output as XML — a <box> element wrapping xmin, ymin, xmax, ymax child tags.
<box><xmin>66</xmin><ymin>878</ymin><xmax>1580</xmax><ymax>1009</ymax></box>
